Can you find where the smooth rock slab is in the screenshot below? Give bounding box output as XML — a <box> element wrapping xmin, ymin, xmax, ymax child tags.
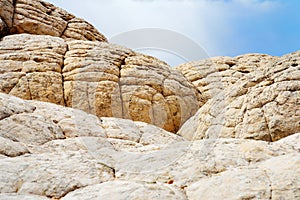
<box><xmin>0</xmin><ymin>93</ymin><xmax>299</xmax><ymax>199</ymax></box>
<box><xmin>0</xmin><ymin>151</ymin><xmax>114</xmax><ymax>199</ymax></box>
<box><xmin>186</xmin><ymin>153</ymin><xmax>300</xmax><ymax>200</ymax></box>
<box><xmin>0</xmin><ymin>113</ymin><xmax>65</xmax><ymax>145</ymax></box>
<box><xmin>62</xmin><ymin>180</ymin><xmax>187</xmax><ymax>200</ymax></box>
<box><xmin>0</xmin><ymin>136</ymin><xmax>29</xmax><ymax>157</ymax></box>
<box><xmin>0</xmin><ymin>194</ymin><xmax>49</xmax><ymax>200</ymax></box>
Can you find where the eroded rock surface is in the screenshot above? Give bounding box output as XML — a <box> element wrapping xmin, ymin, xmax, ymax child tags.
<box><xmin>62</xmin><ymin>181</ymin><xmax>187</xmax><ymax>200</ymax></box>
<box><xmin>0</xmin><ymin>93</ymin><xmax>299</xmax><ymax>199</ymax></box>
<box><xmin>0</xmin><ymin>34</ymin><xmax>66</xmax><ymax>104</ymax></box>
<box><xmin>0</xmin><ymin>34</ymin><xmax>202</xmax><ymax>132</ymax></box>
<box><xmin>0</xmin><ymin>0</ymin><xmax>107</xmax><ymax>41</ymax></box>
<box><xmin>64</xmin><ymin>41</ymin><xmax>202</xmax><ymax>132</ymax></box>
<box><xmin>178</xmin><ymin>52</ymin><xmax>300</xmax><ymax>141</ymax></box>
<box><xmin>176</xmin><ymin>54</ymin><xmax>277</xmax><ymax>102</ymax></box>
<box><xmin>0</xmin><ymin>0</ymin><xmax>202</xmax><ymax>133</ymax></box>
<box><xmin>0</xmin><ymin>0</ymin><xmax>300</xmax><ymax>199</ymax></box>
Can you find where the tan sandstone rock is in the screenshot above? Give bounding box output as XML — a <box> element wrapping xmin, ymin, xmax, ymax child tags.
<box><xmin>0</xmin><ymin>0</ymin><xmax>300</xmax><ymax>199</ymax></box>
<box><xmin>178</xmin><ymin>51</ymin><xmax>300</xmax><ymax>141</ymax></box>
<box><xmin>0</xmin><ymin>34</ymin><xmax>66</xmax><ymax>105</ymax></box>
<box><xmin>12</xmin><ymin>0</ymin><xmax>73</xmax><ymax>36</ymax></box>
<box><xmin>61</xmin><ymin>17</ymin><xmax>107</xmax><ymax>42</ymax></box>
<box><xmin>0</xmin><ymin>33</ymin><xmax>201</xmax><ymax>132</ymax></box>
<box><xmin>0</xmin><ymin>0</ymin><xmax>13</xmax><ymax>30</ymax></box>
<box><xmin>176</xmin><ymin>54</ymin><xmax>277</xmax><ymax>102</ymax></box>
<box><xmin>0</xmin><ymin>0</ymin><xmax>107</xmax><ymax>41</ymax></box>
<box><xmin>63</xmin><ymin>40</ymin><xmax>201</xmax><ymax>132</ymax></box>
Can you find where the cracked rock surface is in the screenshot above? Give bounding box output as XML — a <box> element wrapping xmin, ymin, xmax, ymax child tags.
<box><xmin>0</xmin><ymin>33</ymin><xmax>202</xmax><ymax>133</ymax></box>
<box><xmin>0</xmin><ymin>0</ymin><xmax>300</xmax><ymax>199</ymax></box>
<box><xmin>177</xmin><ymin>52</ymin><xmax>300</xmax><ymax>141</ymax></box>
<box><xmin>0</xmin><ymin>93</ymin><xmax>299</xmax><ymax>199</ymax></box>
<box><xmin>0</xmin><ymin>0</ymin><xmax>202</xmax><ymax>133</ymax></box>
<box><xmin>1</xmin><ymin>0</ymin><xmax>107</xmax><ymax>41</ymax></box>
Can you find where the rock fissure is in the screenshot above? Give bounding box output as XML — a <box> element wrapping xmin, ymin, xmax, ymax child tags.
<box><xmin>25</xmin><ymin>74</ymin><xmax>32</xmax><ymax>100</ymax></box>
<box><xmin>262</xmin><ymin>106</ymin><xmax>273</xmax><ymax>142</ymax></box>
<box><xmin>60</xmin><ymin>21</ymin><xmax>69</xmax><ymax>39</ymax></box>
<box><xmin>11</xmin><ymin>0</ymin><xmax>17</xmax><ymax>30</ymax></box>
<box><xmin>117</xmin><ymin>55</ymin><xmax>128</xmax><ymax>118</ymax></box>
<box><xmin>264</xmin><ymin>169</ymin><xmax>273</xmax><ymax>200</ymax></box>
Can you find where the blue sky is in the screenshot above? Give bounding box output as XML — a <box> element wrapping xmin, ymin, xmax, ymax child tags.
<box><xmin>47</xmin><ymin>0</ymin><xmax>300</xmax><ymax>66</ymax></box>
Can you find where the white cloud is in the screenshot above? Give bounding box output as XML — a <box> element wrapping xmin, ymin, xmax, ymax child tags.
<box><xmin>47</xmin><ymin>0</ymin><xmax>281</xmax><ymax>65</ymax></box>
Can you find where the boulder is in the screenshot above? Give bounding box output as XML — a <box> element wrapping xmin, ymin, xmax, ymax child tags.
<box><xmin>64</xmin><ymin>41</ymin><xmax>202</xmax><ymax>132</ymax></box>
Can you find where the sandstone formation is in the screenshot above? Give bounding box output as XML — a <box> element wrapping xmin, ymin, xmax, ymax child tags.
<box><xmin>176</xmin><ymin>54</ymin><xmax>278</xmax><ymax>101</ymax></box>
<box><xmin>0</xmin><ymin>0</ymin><xmax>300</xmax><ymax>199</ymax></box>
<box><xmin>0</xmin><ymin>93</ymin><xmax>299</xmax><ymax>199</ymax></box>
<box><xmin>177</xmin><ymin>52</ymin><xmax>300</xmax><ymax>141</ymax></box>
<box><xmin>0</xmin><ymin>0</ymin><xmax>202</xmax><ymax>133</ymax></box>
<box><xmin>63</xmin><ymin>40</ymin><xmax>201</xmax><ymax>132</ymax></box>
<box><xmin>0</xmin><ymin>0</ymin><xmax>106</xmax><ymax>41</ymax></box>
<box><xmin>0</xmin><ymin>33</ymin><xmax>201</xmax><ymax>133</ymax></box>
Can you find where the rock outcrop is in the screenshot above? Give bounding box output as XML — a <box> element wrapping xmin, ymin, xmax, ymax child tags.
<box><xmin>0</xmin><ymin>0</ymin><xmax>300</xmax><ymax>199</ymax></box>
<box><xmin>177</xmin><ymin>52</ymin><xmax>300</xmax><ymax>141</ymax></box>
<box><xmin>0</xmin><ymin>0</ymin><xmax>106</xmax><ymax>41</ymax></box>
<box><xmin>63</xmin><ymin>40</ymin><xmax>201</xmax><ymax>132</ymax></box>
<box><xmin>0</xmin><ymin>93</ymin><xmax>299</xmax><ymax>199</ymax></box>
<box><xmin>0</xmin><ymin>33</ymin><xmax>201</xmax><ymax>133</ymax></box>
<box><xmin>0</xmin><ymin>0</ymin><xmax>202</xmax><ymax>133</ymax></box>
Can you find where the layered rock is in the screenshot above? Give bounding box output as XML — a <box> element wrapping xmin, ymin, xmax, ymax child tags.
<box><xmin>176</xmin><ymin>54</ymin><xmax>277</xmax><ymax>102</ymax></box>
<box><xmin>177</xmin><ymin>52</ymin><xmax>300</xmax><ymax>141</ymax></box>
<box><xmin>0</xmin><ymin>0</ymin><xmax>107</xmax><ymax>41</ymax></box>
<box><xmin>64</xmin><ymin>40</ymin><xmax>202</xmax><ymax>132</ymax></box>
<box><xmin>0</xmin><ymin>0</ymin><xmax>300</xmax><ymax>199</ymax></box>
<box><xmin>0</xmin><ymin>93</ymin><xmax>299</xmax><ymax>199</ymax></box>
<box><xmin>0</xmin><ymin>0</ymin><xmax>202</xmax><ymax>133</ymax></box>
<box><xmin>0</xmin><ymin>34</ymin><xmax>202</xmax><ymax>132</ymax></box>
<box><xmin>0</xmin><ymin>34</ymin><xmax>66</xmax><ymax>105</ymax></box>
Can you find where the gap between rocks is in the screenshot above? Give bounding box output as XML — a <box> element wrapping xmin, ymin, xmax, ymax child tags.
<box><xmin>117</xmin><ymin>55</ymin><xmax>128</xmax><ymax>118</ymax></box>
<box><xmin>60</xmin><ymin>42</ymin><xmax>69</xmax><ymax>106</ymax></box>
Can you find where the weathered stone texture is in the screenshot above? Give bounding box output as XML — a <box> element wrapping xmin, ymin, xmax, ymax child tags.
<box><xmin>0</xmin><ymin>88</ymin><xmax>299</xmax><ymax>200</ymax></box>
<box><xmin>63</xmin><ymin>41</ymin><xmax>201</xmax><ymax>132</ymax></box>
<box><xmin>0</xmin><ymin>0</ymin><xmax>107</xmax><ymax>41</ymax></box>
<box><xmin>0</xmin><ymin>0</ymin><xmax>300</xmax><ymax>199</ymax></box>
<box><xmin>0</xmin><ymin>34</ymin><xmax>66</xmax><ymax>105</ymax></box>
<box><xmin>178</xmin><ymin>52</ymin><xmax>300</xmax><ymax>141</ymax></box>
